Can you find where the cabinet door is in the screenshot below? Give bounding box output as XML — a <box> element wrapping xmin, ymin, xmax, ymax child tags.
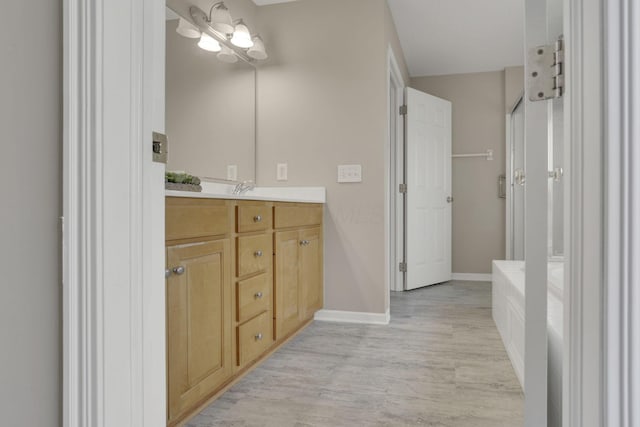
<box><xmin>274</xmin><ymin>230</ymin><xmax>301</xmax><ymax>339</ymax></box>
<box><xmin>300</xmin><ymin>227</ymin><xmax>323</xmax><ymax>319</ymax></box>
<box><xmin>166</xmin><ymin>240</ymin><xmax>232</xmax><ymax>423</ymax></box>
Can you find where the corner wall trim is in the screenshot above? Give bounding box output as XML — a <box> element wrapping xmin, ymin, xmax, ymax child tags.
<box><xmin>314</xmin><ymin>309</ymin><xmax>391</xmax><ymax>325</ymax></box>
<box><xmin>451</xmin><ymin>273</ymin><xmax>493</xmax><ymax>282</ymax></box>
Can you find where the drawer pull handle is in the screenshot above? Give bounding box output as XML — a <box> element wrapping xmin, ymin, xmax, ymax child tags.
<box><xmin>255</xmin><ymin>333</ymin><xmax>263</xmax><ymax>341</ymax></box>
<box><xmin>255</xmin><ymin>291</ymin><xmax>263</xmax><ymax>299</ymax></box>
<box><xmin>253</xmin><ymin>215</ymin><xmax>262</xmax><ymax>222</ymax></box>
<box><xmin>172</xmin><ymin>266</ymin><xmax>185</xmax><ymax>275</ymax></box>
<box><xmin>254</xmin><ymin>250</ymin><xmax>263</xmax><ymax>257</ymax></box>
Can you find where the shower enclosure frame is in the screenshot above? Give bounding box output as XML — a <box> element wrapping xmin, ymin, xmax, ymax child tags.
<box><xmin>505</xmin><ymin>94</ymin><xmax>525</xmax><ymax>261</ymax></box>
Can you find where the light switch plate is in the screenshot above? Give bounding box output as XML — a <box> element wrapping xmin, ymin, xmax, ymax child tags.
<box><xmin>277</xmin><ymin>163</ymin><xmax>288</xmax><ymax>181</ymax></box>
<box><xmin>227</xmin><ymin>165</ymin><xmax>238</xmax><ymax>181</ymax></box>
<box><xmin>337</xmin><ymin>164</ymin><xmax>362</xmax><ymax>183</ymax></box>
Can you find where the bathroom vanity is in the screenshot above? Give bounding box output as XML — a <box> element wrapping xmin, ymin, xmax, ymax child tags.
<box><xmin>165</xmin><ymin>188</ymin><xmax>324</xmax><ymax>426</ymax></box>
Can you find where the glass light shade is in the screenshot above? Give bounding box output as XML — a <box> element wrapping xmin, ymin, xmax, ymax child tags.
<box><xmin>247</xmin><ymin>36</ymin><xmax>267</xmax><ymax>60</ymax></box>
<box><xmin>176</xmin><ymin>18</ymin><xmax>200</xmax><ymax>39</ymax></box>
<box><xmin>197</xmin><ymin>33</ymin><xmax>221</xmax><ymax>52</ymax></box>
<box><xmin>230</xmin><ymin>21</ymin><xmax>254</xmax><ymax>48</ymax></box>
<box><xmin>217</xmin><ymin>45</ymin><xmax>238</xmax><ymax>63</ymax></box>
<box><xmin>210</xmin><ymin>3</ymin><xmax>234</xmax><ymax>34</ymax></box>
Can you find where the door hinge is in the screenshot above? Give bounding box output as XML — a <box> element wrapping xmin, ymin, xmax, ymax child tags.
<box><xmin>399</xmin><ymin>262</ymin><xmax>407</xmax><ymax>273</ymax></box>
<box><xmin>527</xmin><ymin>37</ymin><xmax>564</xmax><ymax>101</ymax></box>
<box><xmin>399</xmin><ymin>183</ymin><xmax>407</xmax><ymax>194</ymax></box>
<box><xmin>152</xmin><ymin>131</ymin><xmax>168</xmax><ymax>164</ymax></box>
<box><xmin>399</xmin><ymin>105</ymin><xmax>407</xmax><ymax>116</ymax></box>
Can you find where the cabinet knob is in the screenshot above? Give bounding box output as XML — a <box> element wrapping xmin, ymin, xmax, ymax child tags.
<box><xmin>300</xmin><ymin>240</ymin><xmax>309</xmax><ymax>246</ymax></box>
<box><xmin>173</xmin><ymin>266</ymin><xmax>185</xmax><ymax>275</ymax></box>
<box><xmin>255</xmin><ymin>291</ymin><xmax>263</xmax><ymax>299</ymax></box>
<box><xmin>255</xmin><ymin>333</ymin><xmax>263</xmax><ymax>341</ymax></box>
<box><xmin>254</xmin><ymin>250</ymin><xmax>263</xmax><ymax>257</ymax></box>
<box><xmin>254</xmin><ymin>215</ymin><xmax>262</xmax><ymax>222</ymax></box>
<box><xmin>446</xmin><ymin>196</ymin><xmax>454</xmax><ymax>203</ymax></box>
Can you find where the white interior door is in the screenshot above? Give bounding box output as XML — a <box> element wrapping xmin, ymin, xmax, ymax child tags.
<box><xmin>405</xmin><ymin>88</ymin><xmax>452</xmax><ymax>290</ymax></box>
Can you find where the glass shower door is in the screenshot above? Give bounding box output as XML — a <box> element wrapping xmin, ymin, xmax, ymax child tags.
<box><xmin>510</xmin><ymin>98</ymin><xmax>525</xmax><ymax>260</ymax></box>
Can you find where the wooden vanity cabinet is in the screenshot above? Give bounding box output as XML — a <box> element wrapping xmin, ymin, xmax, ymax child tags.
<box><xmin>165</xmin><ymin>198</ymin><xmax>234</xmax><ymax>425</ymax></box>
<box><xmin>234</xmin><ymin>201</ymin><xmax>274</xmax><ymax>370</ymax></box>
<box><xmin>273</xmin><ymin>203</ymin><xmax>323</xmax><ymax>340</ymax></box>
<box><xmin>165</xmin><ymin>198</ymin><xmax>323</xmax><ymax>426</ymax></box>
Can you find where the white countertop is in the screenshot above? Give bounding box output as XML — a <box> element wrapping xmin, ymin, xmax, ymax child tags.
<box><xmin>166</xmin><ymin>182</ymin><xmax>326</xmax><ymax>204</ymax></box>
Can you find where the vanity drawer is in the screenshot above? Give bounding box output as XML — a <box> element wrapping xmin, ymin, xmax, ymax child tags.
<box><xmin>166</xmin><ymin>198</ymin><xmax>231</xmax><ymax>241</ymax></box>
<box><xmin>237</xmin><ymin>203</ymin><xmax>271</xmax><ymax>233</ymax></box>
<box><xmin>237</xmin><ymin>311</ymin><xmax>272</xmax><ymax>366</ymax></box>
<box><xmin>237</xmin><ymin>274</ymin><xmax>271</xmax><ymax>323</ymax></box>
<box><xmin>237</xmin><ymin>234</ymin><xmax>272</xmax><ymax>277</ymax></box>
<box><xmin>273</xmin><ymin>204</ymin><xmax>323</xmax><ymax>229</ymax></box>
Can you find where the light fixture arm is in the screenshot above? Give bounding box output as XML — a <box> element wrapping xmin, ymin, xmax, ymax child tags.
<box><xmin>207</xmin><ymin>1</ymin><xmax>227</xmax><ymax>22</ymax></box>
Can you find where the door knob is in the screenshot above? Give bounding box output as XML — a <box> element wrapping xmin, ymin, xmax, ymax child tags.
<box><xmin>446</xmin><ymin>196</ymin><xmax>454</xmax><ymax>203</ymax></box>
<box><xmin>173</xmin><ymin>266</ymin><xmax>185</xmax><ymax>275</ymax></box>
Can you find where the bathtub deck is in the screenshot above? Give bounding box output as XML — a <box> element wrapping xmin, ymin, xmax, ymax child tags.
<box><xmin>492</xmin><ymin>259</ymin><xmax>564</xmax><ymax>425</ymax></box>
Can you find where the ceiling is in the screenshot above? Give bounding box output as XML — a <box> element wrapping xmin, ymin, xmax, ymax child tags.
<box><xmin>252</xmin><ymin>0</ymin><xmax>296</xmax><ymax>5</ymax></box>
<box><xmin>250</xmin><ymin>0</ymin><xmax>524</xmax><ymax>77</ymax></box>
<box><xmin>387</xmin><ymin>0</ymin><xmax>524</xmax><ymax>77</ymax></box>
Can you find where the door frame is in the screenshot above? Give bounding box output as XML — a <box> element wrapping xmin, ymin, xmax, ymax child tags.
<box><xmin>564</xmin><ymin>0</ymin><xmax>640</xmax><ymax>426</ymax></box>
<box><xmin>62</xmin><ymin>0</ymin><xmax>166</xmax><ymax>426</ymax></box>
<box><xmin>602</xmin><ymin>0</ymin><xmax>640</xmax><ymax>425</ymax></box>
<box><xmin>385</xmin><ymin>46</ymin><xmax>406</xmax><ymax>300</ymax></box>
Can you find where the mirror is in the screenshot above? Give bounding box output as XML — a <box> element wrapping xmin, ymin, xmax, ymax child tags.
<box><xmin>165</xmin><ymin>7</ymin><xmax>256</xmax><ymax>183</ymax></box>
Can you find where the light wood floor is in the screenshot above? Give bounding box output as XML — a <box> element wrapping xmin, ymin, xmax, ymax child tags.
<box><xmin>186</xmin><ymin>281</ymin><xmax>524</xmax><ymax>427</ymax></box>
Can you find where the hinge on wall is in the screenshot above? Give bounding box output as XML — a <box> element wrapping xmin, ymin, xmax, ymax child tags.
<box><xmin>399</xmin><ymin>262</ymin><xmax>407</xmax><ymax>273</ymax></box>
<box><xmin>399</xmin><ymin>183</ymin><xmax>407</xmax><ymax>194</ymax></box>
<box><xmin>527</xmin><ymin>37</ymin><xmax>564</xmax><ymax>101</ymax></box>
<box><xmin>399</xmin><ymin>105</ymin><xmax>408</xmax><ymax>116</ymax></box>
<box><xmin>152</xmin><ymin>131</ymin><xmax>168</xmax><ymax>164</ymax></box>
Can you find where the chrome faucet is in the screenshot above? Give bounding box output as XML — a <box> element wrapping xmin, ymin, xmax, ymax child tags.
<box><xmin>232</xmin><ymin>180</ymin><xmax>255</xmax><ymax>195</ymax></box>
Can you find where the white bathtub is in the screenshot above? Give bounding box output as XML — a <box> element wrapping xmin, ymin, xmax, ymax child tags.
<box><xmin>492</xmin><ymin>260</ymin><xmax>563</xmax><ymax>426</ymax></box>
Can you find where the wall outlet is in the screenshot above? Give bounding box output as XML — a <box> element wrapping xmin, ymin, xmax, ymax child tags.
<box><xmin>337</xmin><ymin>164</ymin><xmax>362</xmax><ymax>183</ymax></box>
<box><xmin>277</xmin><ymin>163</ymin><xmax>288</xmax><ymax>181</ymax></box>
<box><xmin>227</xmin><ymin>165</ymin><xmax>238</xmax><ymax>181</ymax></box>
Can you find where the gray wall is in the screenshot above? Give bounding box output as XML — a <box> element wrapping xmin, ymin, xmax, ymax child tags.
<box><xmin>256</xmin><ymin>0</ymin><xmax>408</xmax><ymax>314</ymax></box>
<box><xmin>411</xmin><ymin>71</ymin><xmax>508</xmax><ymax>274</ymax></box>
<box><xmin>0</xmin><ymin>0</ymin><xmax>61</xmax><ymax>425</ymax></box>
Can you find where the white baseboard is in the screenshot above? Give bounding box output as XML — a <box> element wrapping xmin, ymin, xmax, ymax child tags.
<box><xmin>451</xmin><ymin>272</ymin><xmax>493</xmax><ymax>282</ymax></box>
<box><xmin>314</xmin><ymin>309</ymin><xmax>390</xmax><ymax>325</ymax></box>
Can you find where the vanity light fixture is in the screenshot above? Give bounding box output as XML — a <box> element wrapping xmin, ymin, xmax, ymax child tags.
<box><xmin>176</xmin><ymin>18</ymin><xmax>201</xmax><ymax>38</ymax></box>
<box><xmin>247</xmin><ymin>35</ymin><xmax>267</xmax><ymax>60</ymax></box>
<box><xmin>217</xmin><ymin>45</ymin><xmax>238</xmax><ymax>63</ymax></box>
<box><xmin>208</xmin><ymin>2</ymin><xmax>234</xmax><ymax>34</ymax></box>
<box><xmin>197</xmin><ymin>33</ymin><xmax>222</xmax><ymax>52</ymax></box>
<box><xmin>231</xmin><ymin>19</ymin><xmax>254</xmax><ymax>48</ymax></box>
<box><xmin>189</xmin><ymin>5</ymin><xmax>267</xmax><ymax>63</ymax></box>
